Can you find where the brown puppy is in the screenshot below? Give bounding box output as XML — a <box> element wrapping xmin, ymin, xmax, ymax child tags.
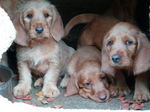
<box><xmin>12</xmin><ymin>0</ymin><xmax>75</xmax><ymax>98</ymax></box>
<box><xmin>65</xmin><ymin>14</ymin><xmax>120</xmax><ymax>49</ymax></box>
<box><xmin>60</xmin><ymin>46</ymin><xmax>118</xmax><ymax>102</ymax></box>
<box><xmin>64</xmin><ymin>14</ymin><xmax>130</xmax><ymax>95</ymax></box>
<box><xmin>101</xmin><ymin>22</ymin><xmax>150</xmax><ymax>101</ymax></box>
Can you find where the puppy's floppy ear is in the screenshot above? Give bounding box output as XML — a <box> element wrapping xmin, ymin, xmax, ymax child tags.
<box><xmin>50</xmin><ymin>5</ymin><xmax>64</xmax><ymax>41</ymax></box>
<box><xmin>64</xmin><ymin>74</ymin><xmax>79</xmax><ymax>97</ymax></box>
<box><xmin>106</xmin><ymin>74</ymin><xmax>116</xmax><ymax>85</ymax></box>
<box><xmin>133</xmin><ymin>32</ymin><xmax>150</xmax><ymax>75</ymax></box>
<box><xmin>13</xmin><ymin>12</ymin><xmax>28</xmax><ymax>46</ymax></box>
<box><xmin>101</xmin><ymin>35</ymin><xmax>116</xmax><ymax>76</ymax></box>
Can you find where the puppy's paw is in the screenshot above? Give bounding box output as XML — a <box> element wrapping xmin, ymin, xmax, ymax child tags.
<box><xmin>13</xmin><ymin>84</ymin><xmax>31</xmax><ymax>96</ymax></box>
<box><xmin>60</xmin><ymin>76</ymin><xmax>70</xmax><ymax>88</ymax></box>
<box><xmin>109</xmin><ymin>85</ymin><xmax>118</xmax><ymax>97</ymax></box>
<box><xmin>134</xmin><ymin>89</ymin><xmax>150</xmax><ymax>101</ymax></box>
<box><xmin>117</xmin><ymin>84</ymin><xmax>131</xmax><ymax>95</ymax></box>
<box><xmin>34</xmin><ymin>77</ymin><xmax>43</xmax><ymax>88</ymax></box>
<box><xmin>42</xmin><ymin>85</ymin><xmax>60</xmax><ymax>97</ymax></box>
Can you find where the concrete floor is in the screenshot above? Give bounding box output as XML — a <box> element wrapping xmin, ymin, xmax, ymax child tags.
<box><xmin>11</xmin><ymin>76</ymin><xmax>150</xmax><ymax>110</ymax></box>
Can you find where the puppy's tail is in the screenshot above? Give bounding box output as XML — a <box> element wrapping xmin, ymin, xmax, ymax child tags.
<box><xmin>64</xmin><ymin>14</ymin><xmax>99</xmax><ymax>37</ymax></box>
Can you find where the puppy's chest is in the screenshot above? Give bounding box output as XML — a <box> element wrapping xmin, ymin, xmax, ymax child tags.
<box><xmin>18</xmin><ymin>45</ymin><xmax>59</xmax><ymax>74</ymax></box>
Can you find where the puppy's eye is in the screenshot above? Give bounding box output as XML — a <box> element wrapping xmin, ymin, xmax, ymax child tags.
<box><xmin>85</xmin><ymin>82</ymin><xmax>92</xmax><ymax>87</ymax></box>
<box><xmin>100</xmin><ymin>76</ymin><xmax>106</xmax><ymax>82</ymax></box>
<box><xmin>107</xmin><ymin>40</ymin><xmax>113</xmax><ymax>46</ymax></box>
<box><xmin>125</xmin><ymin>40</ymin><xmax>133</xmax><ymax>45</ymax></box>
<box><xmin>44</xmin><ymin>13</ymin><xmax>50</xmax><ymax>18</ymax></box>
<box><xmin>26</xmin><ymin>14</ymin><xmax>33</xmax><ymax>19</ymax></box>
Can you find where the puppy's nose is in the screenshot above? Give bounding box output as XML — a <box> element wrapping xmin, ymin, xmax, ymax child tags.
<box><xmin>99</xmin><ymin>94</ymin><xmax>107</xmax><ymax>101</ymax></box>
<box><xmin>35</xmin><ymin>27</ymin><xmax>44</xmax><ymax>34</ymax></box>
<box><xmin>112</xmin><ymin>54</ymin><xmax>121</xmax><ymax>63</ymax></box>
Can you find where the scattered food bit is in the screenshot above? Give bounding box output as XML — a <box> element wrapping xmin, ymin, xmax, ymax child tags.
<box><xmin>24</xmin><ymin>101</ymin><xmax>32</xmax><ymax>105</ymax></box>
<box><xmin>36</xmin><ymin>91</ymin><xmax>43</xmax><ymax>96</ymax></box>
<box><xmin>13</xmin><ymin>74</ymin><xmax>19</xmax><ymax>80</ymax></box>
<box><xmin>46</xmin><ymin>98</ymin><xmax>55</xmax><ymax>102</ymax></box>
<box><xmin>140</xmin><ymin>103</ymin><xmax>144</xmax><ymax>108</ymax></box>
<box><xmin>23</xmin><ymin>95</ymin><xmax>33</xmax><ymax>100</ymax></box>
<box><xmin>15</xmin><ymin>95</ymin><xmax>23</xmax><ymax>99</ymax></box>
<box><xmin>54</xmin><ymin>105</ymin><xmax>63</xmax><ymax>109</ymax></box>
<box><xmin>0</xmin><ymin>82</ymin><xmax>5</xmax><ymax>85</ymax></box>
<box><xmin>118</xmin><ymin>97</ymin><xmax>125</xmax><ymax>101</ymax></box>
<box><xmin>37</xmin><ymin>96</ymin><xmax>44</xmax><ymax>101</ymax></box>
<box><xmin>122</xmin><ymin>103</ymin><xmax>130</xmax><ymax>110</ymax></box>
<box><xmin>120</xmin><ymin>100</ymin><xmax>129</xmax><ymax>103</ymax></box>
<box><xmin>32</xmin><ymin>104</ymin><xmax>38</xmax><ymax>106</ymax></box>
<box><xmin>105</xmin><ymin>98</ymin><xmax>112</xmax><ymax>103</ymax></box>
<box><xmin>136</xmin><ymin>100</ymin><xmax>144</xmax><ymax>105</ymax></box>
<box><xmin>131</xmin><ymin>103</ymin><xmax>142</xmax><ymax>110</ymax></box>
<box><xmin>119</xmin><ymin>94</ymin><xmax>125</xmax><ymax>97</ymax></box>
<box><xmin>11</xmin><ymin>99</ymin><xmax>16</xmax><ymax>103</ymax></box>
<box><xmin>117</xmin><ymin>94</ymin><xmax>145</xmax><ymax>110</ymax></box>
<box><xmin>41</xmin><ymin>100</ymin><xmax>48</xmax><ymax>104</ymax></box>
<box><xmin>14</xmin><ymin>77</ymin><xmax>19</xmax><ymax>80</ymax></box>
<box><xmin>127</xmin><ymin>100</ymin><xmax>135</xmax><ymax>104</ymax></box>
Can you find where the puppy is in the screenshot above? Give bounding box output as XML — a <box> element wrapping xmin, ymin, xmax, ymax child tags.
<box><xmin>12</xmin><ymin>0</ymin><xmax>75</xmax><ymax>98</ymax></box>
<box><xmin>101</xmin><ymin>22</ymin><xmax>150</xmax><ymax>101</ymax></box>
<box><xmin>64</xmin><ymin>14</ymin><xmax>130</xmax><ymax>95</ymax></box>
<box><xmin>60</xmin><ymin>46</ymin><xmax>118</xmax><ymax>102</ymax></box>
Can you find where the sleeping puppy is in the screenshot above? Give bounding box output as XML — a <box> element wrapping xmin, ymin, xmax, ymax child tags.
<box><xmin>60</xmin><ymin>46</ymin><xmax>118</xmax><ymax>102</ymax></box>
<box><xmin>64</xmin><ymin>14</ymin><xmax>130</xmax><ymax>95</ymax></box>
<box><xmin>12</xmin><ymin>0</ymin><xmax>75</xmax><ymax>98</ymax></box>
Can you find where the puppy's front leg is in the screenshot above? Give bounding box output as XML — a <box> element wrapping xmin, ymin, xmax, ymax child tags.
<box><xmin>42</xmin><ymin>63</ymin><xmax>60</xmax><ymax>98</ymax></box>
<box><xmin>134</xmin><ymin>71</ymin><xmax>150</xmax><ymax>101</ymax></box>
<box><xmin>115</xmin><ymin>70</ymin><xmax>131</xmax><ymax>95</ymax></box>
<box><xmin>13</xmin><ymin>62</ymin><xmax>32</xmax><ymax>96</ymax></box>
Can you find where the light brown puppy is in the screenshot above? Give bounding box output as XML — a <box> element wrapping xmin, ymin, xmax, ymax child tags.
<box><xmin>65</xmin><ymin>14</ymin><xmax>120</xmax><ymax>49</ymax></box>
<box><xmin>64</xmin><ymin>14</ymin><xmax>130</xmax><ymax>95</ymax></box>
<box><xmin>12</xmin><ymin>0</ymin><xmax>75</xmax><ymax>98</ymax></box>
<box><xmin>60</xmin><ymin>46</ymin><xmax>118</xmax><ymax>102</ymax></box>
<box><xmin>101</xmin><ymin>22</ymin><xmax>150</xmax><ymax>101</ymax></box>
<box><xmin>65</xmin><ymin>14</ymin><xmax>150</xmax><ymax>101</ymax></box>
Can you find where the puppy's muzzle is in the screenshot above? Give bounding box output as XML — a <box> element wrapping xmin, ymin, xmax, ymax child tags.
<box><xmin>35</xmin><ymin>27</ymin><xmax>44</xmax><ymax>34</ymax></box>
<box><xmin>99</xmin><ymin>93</ymin><xmax>107</xmax><ymax>101</ymax></box>
<box><xmin>112</xmin><ymin>54</ymin><xmax>121</xmax><ymax>63</ymax></box>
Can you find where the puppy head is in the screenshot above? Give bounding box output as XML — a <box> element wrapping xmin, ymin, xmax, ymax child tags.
<box><xmin>13</xmin><ymin>0</ymin><xmax>64</xmax><ymax>46</ymax></box>
<box><xmin>101</xmin><ymin>22</ymin><xmax>150</xmax><ymax>75</ymax></box>
<box><xmin>65</xmin><ymin>62</ymin><xmax>114</xmax><ymax>102</ymax></box>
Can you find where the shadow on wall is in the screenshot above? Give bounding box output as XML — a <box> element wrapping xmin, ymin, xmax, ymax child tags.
<box><xmin>49</xmin><ymin>0</ymin><xmax>112</xmax><ymax>25</ymax></box>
